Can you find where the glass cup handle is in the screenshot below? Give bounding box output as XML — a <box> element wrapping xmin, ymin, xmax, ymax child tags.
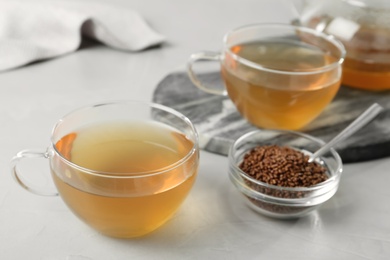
<box><xmin>10</xmin><ymin>149</ymin><xmax>58</xmax><ymax>196</ymax></box>
<box><xmin>187</xmin><ymin>51</ymin><xmax>227</xmax><ymax>96</ymax></box>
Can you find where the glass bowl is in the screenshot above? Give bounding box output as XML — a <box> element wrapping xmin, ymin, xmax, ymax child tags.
<box><xmin>228</xmin><ymin>130</ymin><xmax>343</xmax><ymax>219</ymax></box>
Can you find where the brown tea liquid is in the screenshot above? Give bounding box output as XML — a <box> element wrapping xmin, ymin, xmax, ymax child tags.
<box><xmin>306</xmin><ymin>17</ymin><xmax>390</xmax><ymax>90</ymax></box>
<box><xmin>52</xmin><ymin>121</ymin><xmax>197</xmax><ymax>238</ymax></box>
<box><xmin>222</xmin><ymin>41</ymin><xmax>340</xmax><ymax>130</ymax></box>
<box><xmin>340</xmin><ymin>26</ymin><xmax>390</xmax><ymax>90</ymax></box>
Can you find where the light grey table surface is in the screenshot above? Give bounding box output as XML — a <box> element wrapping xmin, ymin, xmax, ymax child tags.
<box><xmin>1</xmin><ymin>0</ymin><xmax>389</xmax><ymax>259</ymax></box>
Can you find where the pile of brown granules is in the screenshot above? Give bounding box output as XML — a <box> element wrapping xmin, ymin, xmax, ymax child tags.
<box><xmin>239</xmin><ymin>145</ymin><xmax>328</xmax><ymax>188</ymax></box>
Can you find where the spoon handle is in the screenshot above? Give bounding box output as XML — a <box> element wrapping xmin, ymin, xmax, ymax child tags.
<box><xmin>309</xmin><ymin>103</ymin><xmax>384</xmax><ymax>162</ymax></box>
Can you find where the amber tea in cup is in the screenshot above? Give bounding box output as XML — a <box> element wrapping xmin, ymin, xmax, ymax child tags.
<box><xmin>296</xmin><ymin>0</ymin><xmax>390</xmax><ymax>90</ymax></box>
<box><xmin>188</xmin><ymin>24</ymin><xmax>345</xmax><ymax>130</ymax></box>
<box><xmin>11</xmin><ymin>101</ymin><xmax>199</xmax><ymax>238</ymax></box>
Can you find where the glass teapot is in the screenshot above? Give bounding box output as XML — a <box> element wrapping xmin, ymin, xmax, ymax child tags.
<box><xmin>293</xmin><ymin>0</ymin><xmax>390</xmax><ymax>91</ymax></box>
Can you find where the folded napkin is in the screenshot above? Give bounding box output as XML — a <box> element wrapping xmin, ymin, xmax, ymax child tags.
<box><xmin>0</xmin><ymin>1</ymin><xmax>165</xmax><ymax>71</ymax></box>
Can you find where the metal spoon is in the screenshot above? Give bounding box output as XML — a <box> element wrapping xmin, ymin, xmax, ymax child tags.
<box><xmin>308</xmin><ymin>103</ymin><xmax>384</xmax><ymax>163</ymax></box>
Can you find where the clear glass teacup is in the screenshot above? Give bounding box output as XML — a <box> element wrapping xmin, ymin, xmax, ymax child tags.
<box><xmin>187</xmin><ymin>23</ymin><xmax>345</xmax><ymax>130</ymax></box>
<box><xmin>10</xmin><ymin>101</ymin><xmax>199</xmax><ymax>238</ymax></box>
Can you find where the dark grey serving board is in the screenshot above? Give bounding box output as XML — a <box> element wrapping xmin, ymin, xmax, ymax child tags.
<box><xmin>153</xmin><ymin>70</ymin><xmax>390</xmax><ymax>163</ymax></box>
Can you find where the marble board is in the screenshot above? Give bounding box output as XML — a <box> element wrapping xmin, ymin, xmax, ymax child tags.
<box><xmin>153</xmin><ymin>70</ymin><xmax>390</xmax><ymax>163</ymax></box>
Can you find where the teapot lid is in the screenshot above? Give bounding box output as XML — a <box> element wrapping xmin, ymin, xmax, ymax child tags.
<box><xmin>342</xmin><ymin>0</ymin><xmax>390</xmax><ymax>9</ymax></box>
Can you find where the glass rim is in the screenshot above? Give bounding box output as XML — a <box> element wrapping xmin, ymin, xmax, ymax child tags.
<box><xmin>228</xmin><ymin>129</ymin><xmax>343</xmax><ymax>193</ymax></box>
<box><xmin>50</xmin><ymin>100</ymin><xmax>199</xmax><ymax>179</ymax></box>
<box><xmin>222</xmin><ymin>23</ymin><xmax>346</xmax><ymax>75</ymax></box>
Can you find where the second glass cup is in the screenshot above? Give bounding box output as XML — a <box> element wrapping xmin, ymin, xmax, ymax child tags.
<box><xmin>187</xmin><ymin>23</ymin><xmax>345</xmax><ymax>130</ymax></box>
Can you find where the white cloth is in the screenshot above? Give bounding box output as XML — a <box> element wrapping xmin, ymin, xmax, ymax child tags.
<box><xmin>0</xmin><ymin>1</ymin><xmax>165</xmax><ymax>71</ymax></box>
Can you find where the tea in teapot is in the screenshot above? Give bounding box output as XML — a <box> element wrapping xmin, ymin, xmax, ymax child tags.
<box><xmin>294</xmin><ymin>0</ymin><xmax>390</xmax><ymax>91</ymax></box>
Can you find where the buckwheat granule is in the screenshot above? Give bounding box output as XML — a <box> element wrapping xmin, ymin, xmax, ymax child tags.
<box><xmin>239</xmin><ymin>145</ymin><xmax>328</xmax><ymax>188</ymax></box>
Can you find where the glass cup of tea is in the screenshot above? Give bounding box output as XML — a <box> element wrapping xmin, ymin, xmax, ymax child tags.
<box><xmin>187</xmin><ymin>23</ymin><xmax>345</xmax><ymax>130</ymax></box>
<box><xmin>10</xmin><ymin>101</ymin><xmax>199</xmax><ymax>238</ymax></box>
